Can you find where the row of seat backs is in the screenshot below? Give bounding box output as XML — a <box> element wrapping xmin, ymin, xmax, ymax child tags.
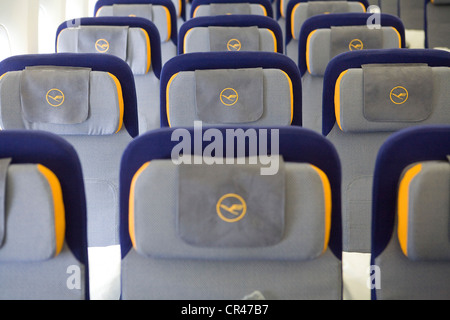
<box><xmin>1</xmin><ymin>124</ymin><xmax>449</xmax><ymax>299</ymax></box>
<box><xmin>1</xmin><ymin>47</ymin><xmax>449</xmax><ymax>240</ymax></box>
<box><xmin>6</xmin><ymin>49</ymin><xmax>449</xmax><ymax>137</ymax></box>
<box><xmin>94</xmin><ymin>0</ymin><xmax>274</xmax><ymax>28</ymax></box>
<box><xmin>90</xmin><ymin>0</ymin><xmax>450</xmax><ymax>54</ymax></box>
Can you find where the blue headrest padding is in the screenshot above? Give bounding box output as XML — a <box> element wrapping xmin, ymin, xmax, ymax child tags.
<box><xmin>281</xmin><ymin>0</ymin><xmax>369</xmax><ymax>22</ymax></box>
<box><xmin>93</xmin><ymin>0</ymin><xmax>178</xmax><ymax>44</ymax></box>
<box><xmin>0</xmin><ymin>130</ymin><xmax>89</xmax><ymax>298</ymax></box>
<box><xmin>119</xmin><ymin>126</ymin><xmax>342</xmax><ymax>260</ymax></box>
<box><xmin>296</xmin><ymin>13</ymin><xmax>406</xmax><ymax>76</ymax></box>
<box><xmin>0</xmin><ymin>53</ymin><xmax>139</xmax><ymax>137</ymax></box>
<box><xmin>322</xmin><ymin>49</ymin><xmax>450</xmax><ymax>136</ymax></box>
<box><xmin>56</xmin><ymin>17</ymin><xmax>162</xmax><ymax>79</ymax></box>
<box><xmin>370</xmin><ymin>125</ymin><xmax>450</xmax><ymax>299</ymax></box>
<box><xmin>190</xmin><ymin>0</ymin><xmax>274</xmax><ymax>18</ymax></box>
<box><xmin>178</xmin><ymin>15</ymin><xmax>284</xmax><ymax>54</ymax></box>
<box><xmin>160</xmin><ymin>51</ymin><xmax>302</xmax><ymax>127</ymax></box>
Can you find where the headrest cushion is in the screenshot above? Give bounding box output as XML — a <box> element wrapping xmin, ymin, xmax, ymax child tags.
<box><xmin>0</xmin><ymin>161</ymin><xmax>65</xmax><ymax>262</ymax></box>
<box><xmin>0</xmin><ymin>67</ymin><xmax>124</xmax><ymax>135</ymax></box>
<box><xmin>333</xmin><ymin>65</ymin><xmax>450</xmax><ymax>133</ymax></box>
<box><xmin>129</xmin><ymin>159</ymin><xmax>332</xmax><ymax>261</ymax></box>
<box><xmin>165</xmin><ymin>68</ymin><xmax>293</xmax><ymax>127</ymax></box>
<box><xmin>57</xmin><ymin>26</ymin><xmax>151</xmax><ymax>75</ymax></box>
<box><xmin>96</xmin><ymin>4</ymin><xmax>172</xmax><ymax>43</ymax></box>
<box><xmin>397</xmin><ymin>161</ymin><xmax>450</xmax><ymax>261</ymax></box>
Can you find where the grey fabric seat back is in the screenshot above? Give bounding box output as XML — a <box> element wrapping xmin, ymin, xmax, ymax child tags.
<box><xmin>119</xmin><ymin>126</ymin><xmax>343</xmax><ymax>299</ymax></box>
<box><xmin>192</xmin><ymin>3</ymin><xmax>269</xmax><ymax>17</ymax></box>
<box><xmin>322</xmin><ymin>49</ymin><xmax>450</xmax><ymax>254</ymax></box>
<box><xmin>0</xmin><ymin>53</ymin><xmax>139</xmax><ymax>248</ymax></box>
<box><xmin>160</xmin><ymin>52</ymin><xmax>302</xmax><ymax>128</ymax></box>
<box><xmin>183</xmin><ymin>26</ymin><xmax>278</xmax><ymax>53</ymax></box>
<box><xmin>425</xmin><ymin>0</ymin><xmax>450</xmax><ymax>49</ymax></box>
<box><xmin>94</xmin><ymin>0</ymin><xmax>178</xmax><ymax>65</ymax></box>
<box><xmin>178</xmin><ymin>15</ymin><xmax>284</xmax><ymax>54</ymax></box>
<box><xmin>0</xmin><ymin>131</ymin><xmax>89</xmax><ymax>300</ymax></box>
<box><xmin>298</xmin><ymin>13</ymin><xmax>405</xmax><ymax>133</ymax></box>
<box><xmin>371</xmin><ymin>126</ymin><xmax>450</xmax><ymax>299</ymax></box>
<box><xmin>56</xmin><ymin>17</ymin><xmax>163</xmax><ymax>134</ymax></box>
<box><xmin>285</xmin><ymin>0</ymin><xmax>367</xmax><ymax>65</ymax></box>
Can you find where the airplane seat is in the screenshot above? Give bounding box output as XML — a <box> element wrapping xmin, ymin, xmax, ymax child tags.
<box><xmin>284</xmin><ymin>0</ymin><xmax>369</xmax><ymax>64</ymax></box>
<box><xmin>94</xmin><ymin>0</ymin><xmax>178</xmax><ymax>65</ymax></box>
<box><xmin>371</xmin><ymin>125</ymin><xmax>450</xmax><ymax>299</ymax></box>
<box><xmin>119</xmin><ymin>126</ymin><xmax>343</xmax><ymax>299</ymax></box>
<box><xmin>0</xmin><ymin>131</ymin><xmax>89</xmax><ymax>300</ymax></box>
<box><xmin>0</xmin><ymin>53</ymin><xmax>139</xmax><ymax>249</ymax></box>
<box><xmin>425</xmin><ymin>0</ymin><xmax>450</xmax><ymax>50</ymax></box>
<box><xmin>190</xmin><ymin>0</ymin><xmax>274</xmax><ymax>18</ymax></box>
<box><xmin>322</xmin><ymin>48</ymin><xmax>450</xmax><ymax>299</ymax></box>
<box><xmin>160</xmin><ymin>51</ymin><xmax>302</xmax><ymax>128</ymax></box>
<box><xmin>178</xmin><ymin>15</ymin><xmax>284</xmax><ymax>54</ymax></box>
<box><xmin>298</xmin><ymin>13</ymin><xmax>405</xmax><ymax>133</ymax></box>
<box><xmin>56</xmin><ymin>17</ymin><xmax>162</xmax><ymax>134</ymax></box>
<box><xmin>322</xmin><ymin>48</ymin><xmax>450</xmax><ymax>255</ymax></box>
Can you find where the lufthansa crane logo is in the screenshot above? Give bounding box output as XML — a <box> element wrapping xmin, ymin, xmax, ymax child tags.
<box><xmin>227</xmin><ymin>39</ymin><xmax>242</xmax><ymax>51</ymax></box>
<box><xmin>349</xmin><ymin>39</ymin><xmax>364</xmax><ymax>51</ymax></box>
<box><xmin>46</xmin><ymin>89</ymin><xmax>65</xmax><ymax>107</ymax></box>
<box><xmin>216</xmin><ymin>193</ymin><xmax>247</xmax><ymax>223</ymax></box>
<box><xmin>95</xmin><ymin>39</ymin><xmax>110</xmax><ymax>53</ymax></box>
<box><xmin>390</xmin><ymin>86</ymin><xmax>409</xmax><ymax>105</ymax></box>
<box><xmin>220</xmin><ymin>88</ymin><xmax>239</xmax><ymax>106</ymax></box>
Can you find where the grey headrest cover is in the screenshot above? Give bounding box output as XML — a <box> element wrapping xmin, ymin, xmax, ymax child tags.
<box><xmin>208</xmin><ymin>26</ymin><xmax>260</xmax><ymax>52</ymax></box>
<box><xmin>363</xmin><ymin>64</ymin><xmax>433</xmax><ymax>122</ymax></box>
<box><xmin>194</xmin><ymin>68</ymin><xmax>264</xmax><ymax>123</ymax></box>
<box><xmin>20</xmin><ymin>66</ymin><xmax>90</xmax><ymax>125</ymax></box>
<box><xmin>177</xmin><ymin>157</ymin><xmax>285</xmax><ymax>248</ymax></box>
<box><xmin>0</xmin><ymin>67</ymin><xmax>123</xmax><ymax>135</ymax></box>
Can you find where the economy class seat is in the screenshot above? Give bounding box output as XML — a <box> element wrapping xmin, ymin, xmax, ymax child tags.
<box><xmin>0</xmin><ymin>53</ymin><xmax>139</xmax><ymax>248</ymax></box>
<box><xmin>160</xmin><ymin>51</ymin><xmax>302</xmax><ymax>128</ymax></box>
<box><xmin>425</xmin><ymin>0</ymin><xmax>450</xmax><ymax>50</ymax></box>
<box><xmin>322</xmin><ymin>48</ymin><xmax>450</xmax><ymax>255</ymax></box>
<box><xmin>119</xmin><ymin>126</ymin><xmax>343</xmax><ymax>299</ymax></box>
<box><xmin>178</xmin><ymin>15</ymin><xmax>284</xmax><ymax>54</ymax></box>
<box><xmin>298</xmin><ymin>13</ymin><xmax>405</xmax><ymax>133</ymax></box>
<box><xmin>371</xmin><ymin>125</ymin><xmax>450</xmax><ymax>299</ymax></box>
<box><xmin>0</xmin><ymin>131</ymin><xmax>89</xmax><ymax>300</ymax></box>
<box><xmin>284</xmin><ymin>0</ymin><xmax>369</xmax><ymax>63</ymax></box>
<box><xmin>56</xmin><ymin>17</ymin><xmax>162</xmax><ymax>134</ymax></box>
<box><xmin>94</xmin><ymin>0</ymin><xmax>178</xmax><ymax>64</ymax></box>
<box><xmin>190</xmin><ymin>0</ymin><xmax>274</xmax><ymax>18</ymax></box>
